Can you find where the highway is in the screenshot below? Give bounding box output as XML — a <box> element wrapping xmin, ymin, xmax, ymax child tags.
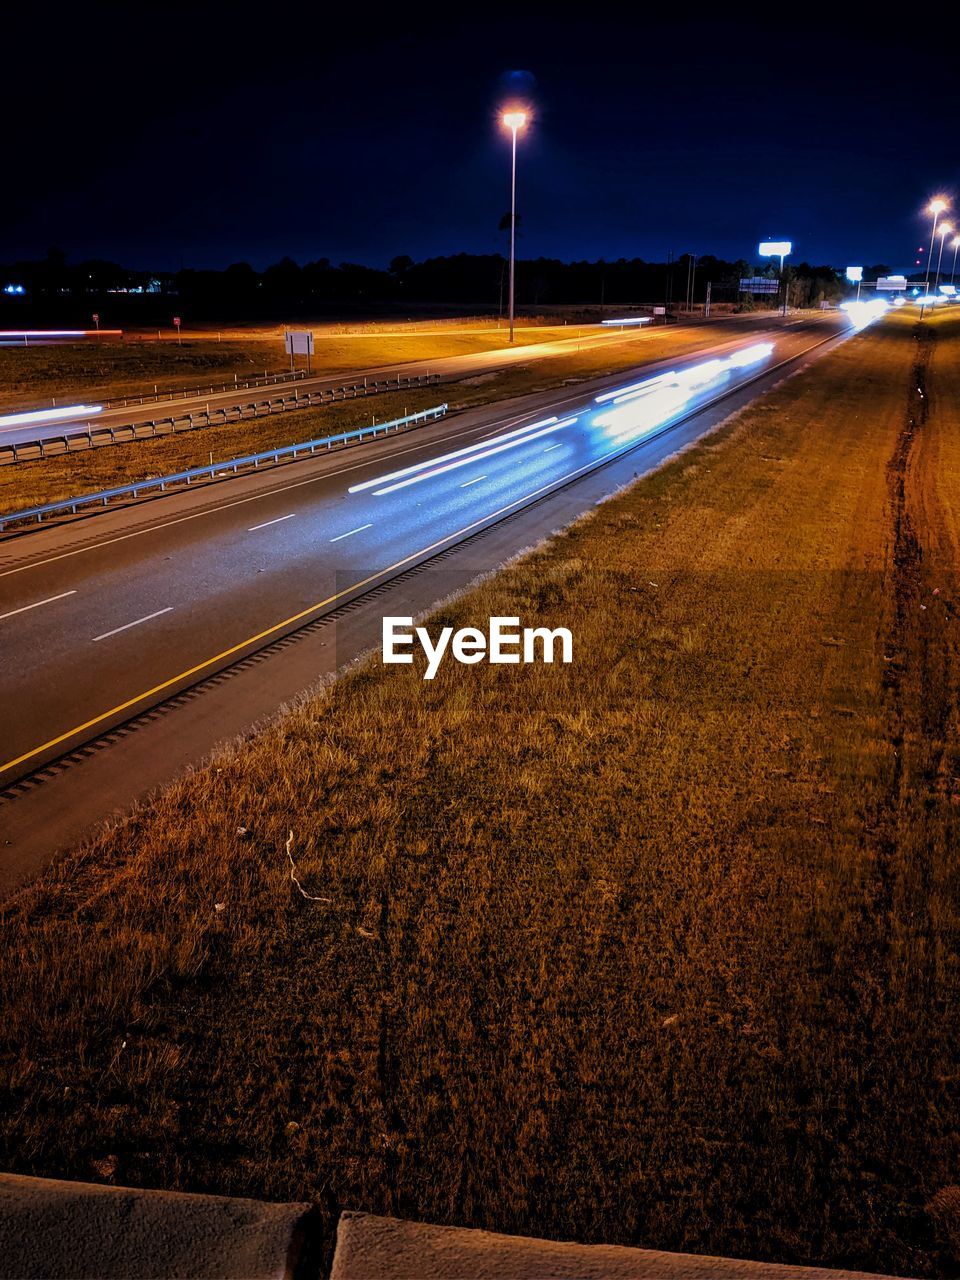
<box><xmin>0</xmin><ymin>311</ymin><xmax>852</xmax><ymax>889</ymax></box>
<box><xmin>0</xmin><ymin>311</ymin><xmax>784</xmax><ymax>450</ymax></box>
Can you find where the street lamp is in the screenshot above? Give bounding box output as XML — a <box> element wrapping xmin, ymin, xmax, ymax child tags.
<box><xmin>501</xmin><ymin>108</ymin><xmax>527</xmax><ymax>343</ymax></box>
<box><xmin>924</xmin><ymin>198</ymin><xmax>949</xmax><ymax>294</ymax></box>
<box><xmin>933</xmin><ymin>222</ymin><xmax>953</xmax><ymax>293</ymax></box>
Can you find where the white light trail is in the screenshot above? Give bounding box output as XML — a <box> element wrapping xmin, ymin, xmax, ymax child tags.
<box><xmin>370</xmin><ymin>419</ymin><xmax>577</xmax><ymax>495</ymax></box>
<box><xmin>0</xmin><ymin>404</ymin><xmax>104</xmax><ymax>429</ymax></box>
<box><xmin>595</xmin><ymin>373</ymin><xmax>675</xmax><ymax>404</ymax></box>
<box><xmin>348</xmin><ymin>415</ymin><xmax>571</xmax><ymax>496</ymax></box>
<box><xmin>591</xmin><ymin>342</ymin><xmax>775</xmax><ymax>443</ymax></box>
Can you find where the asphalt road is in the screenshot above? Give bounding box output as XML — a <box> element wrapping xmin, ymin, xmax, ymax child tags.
<box><xmin>0</xmin><ymin>311</ymin><xmax>854</xmax><ymax>890</ymax></box>
<box><xmin>0</xmin><ymin>312</ymin><xmax>784</xmax><ymax>448</ymax></box>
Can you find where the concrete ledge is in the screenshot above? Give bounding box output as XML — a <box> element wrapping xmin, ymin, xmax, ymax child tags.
<box><xmin>329</xmin><ymin>1212</ymin><xmax>909</xmax><ymax>1280</ymax></box>
<box><xmin>0</xmin><ymin>1173</ymin><xmax>313</xmax><ymax>1280</ymax></box>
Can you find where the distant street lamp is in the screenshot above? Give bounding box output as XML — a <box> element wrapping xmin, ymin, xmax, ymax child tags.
<box><xmin>934</xmin><ymin>221</ymin><xmax>953</xmax><ymax>292</ymax></box>
<box><xmin>501</xmin><ymin>108</ymin><xmax>528</xmax><ymax>343</ymax></box>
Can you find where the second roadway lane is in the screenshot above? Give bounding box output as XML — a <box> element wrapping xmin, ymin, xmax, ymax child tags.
<box><xmin>0</xmin><ymin>313</ymin><xmax>850</xmax><ymax>787</ymax></box>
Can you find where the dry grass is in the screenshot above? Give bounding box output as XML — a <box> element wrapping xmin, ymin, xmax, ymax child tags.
<box><xmin>0</xmin><ymin>323</ymin><xmax>747</xmax><ymax>513</ymax></box>
<box><xmin>2</xmin><ymin>312</ymin><xmax>959</xmax><ymax>1276</ymax></box>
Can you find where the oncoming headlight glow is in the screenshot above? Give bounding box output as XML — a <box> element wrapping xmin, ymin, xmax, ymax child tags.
<box><xmin>840</xmin><ymin>299</ymin><xmax>890</xmax><ymax>330</ymax></box>
<box><xmin>591</xmin><ymin>342</ymin><xmax>775</xmax><ymax>443</ymax></box>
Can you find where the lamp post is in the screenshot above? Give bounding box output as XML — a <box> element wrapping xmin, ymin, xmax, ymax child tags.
<box><xmin>501</xmin><ymin>109</ymin><xmax>527</xmax><ymax>343</ymax></box>
<box><xmin>922</xmin><ymin>199</ymin><xmax>948</xmax><ymax>314</ymax></box>
<box><xmin>934</xmin><ymin>222</ymin><xmax>953</xmax><ymax>294</ymax></box>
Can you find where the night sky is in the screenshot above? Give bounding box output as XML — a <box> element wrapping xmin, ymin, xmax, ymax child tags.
<box><xmin>6</xmin><ymin>4</ymin><xmax>958</xmax><ymax>273</ymax></box>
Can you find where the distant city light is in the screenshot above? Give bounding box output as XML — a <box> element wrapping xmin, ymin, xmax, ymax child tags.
<box><xmin>3</xmin><ymin>284</ymin><xmax>25</xmax><ymax>295</ymax></box>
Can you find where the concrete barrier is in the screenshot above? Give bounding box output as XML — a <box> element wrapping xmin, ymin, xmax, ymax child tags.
<box><xmin>0</xmin><ymin>1173</ymin><xmax>313</xmax><ymax>1280</ymax></box>
<box><xmin>328</xmin><ymin>1212</ymin><xmax>909</xmax><ymax>1280</ymax></box>
<box><xmin>0</xmin><ymin>1178</ymin><xmax>917</xmax><ymax>1279</ymax></box>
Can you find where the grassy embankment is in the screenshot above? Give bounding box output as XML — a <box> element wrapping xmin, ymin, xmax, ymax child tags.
<box><xmin>0</xmin><ymin>320</ymin><xmax>632</xmax><ymax>412</ymax></box>
<box><xmin>2</xmin><ymin>311</ymin><xmax>959</xmax><ymax>1276</ymax></box>
<box><xmin>1</xmin><ymin>324</ymin><xmax>731</xmax><ymax>513</ymax></box>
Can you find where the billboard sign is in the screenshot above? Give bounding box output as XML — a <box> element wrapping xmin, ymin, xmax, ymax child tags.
<box><xmin>845</xmin><ymin>266</ymin><xmax>863</xmax><ymax>283</ymax></box>
<box><xmin>875</xmin><ymin>275</ymin><xmax>907</xmax><ymax>291</ymax></box>
<box><xmin>285</xmin><ymin>330</ymin><xmax>315</xmax><ymax>356</ymax></box>
<box><xmin>759</xmin><ymin>241</ymin><xmax>792</xmax><ymax>258</ymax></box>
<box><xmin>739</xmin><ymin>277</ymin><xmax>780</xmax><ymax>294</ymax></box>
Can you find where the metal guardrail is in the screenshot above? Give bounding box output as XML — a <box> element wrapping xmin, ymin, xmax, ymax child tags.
<box><xmin>94</xmin><ymin>367</ymin><xmax>309</xmax><ymax>410</ymax></box>
<box><xmin>0</xmin><ymin>372</ymin><xmax>441</xmax><ymax>466</ymax></box>
<box><xmin>0</xmin><ymin>403</ymin><xmax>449</xmax><ymax>532</ymax></box>
<box><xmin>19</xmin><ymin>369</ymin><xmax>309</xmax><ymax>417</ymax></box>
